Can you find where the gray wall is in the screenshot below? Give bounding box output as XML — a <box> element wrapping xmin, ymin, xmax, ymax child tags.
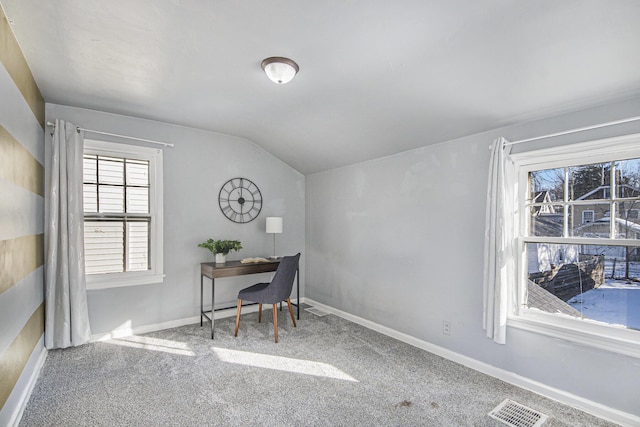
<box><xmin>46</xmin><ymin>104</ymin><xmax>305</xmax><ymax>336</ymax></box>
<box><xmin>305</xmin><ymin>96</ymin><xmax>640</xmax><ymax>417</ymax></box>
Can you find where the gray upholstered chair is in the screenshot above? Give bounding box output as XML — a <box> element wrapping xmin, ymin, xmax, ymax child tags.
<box><xmin>234</xmin><ymin>253</ymin><xmax>300</xmax><ymax>343</ymax></box>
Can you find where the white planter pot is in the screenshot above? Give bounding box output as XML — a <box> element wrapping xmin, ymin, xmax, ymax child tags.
<box><xmin>215</xmin><ymin>253</ymin><xmax>226</xmax><ymax>264</ymax></box>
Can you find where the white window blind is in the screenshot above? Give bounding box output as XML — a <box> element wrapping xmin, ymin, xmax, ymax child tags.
<box><xmin>83</xmin><ymin>154</ymin><xmax>151</xmax><ymax>274</ymax></box>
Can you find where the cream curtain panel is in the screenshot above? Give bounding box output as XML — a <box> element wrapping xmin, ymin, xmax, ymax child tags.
<box><xmin>482</xmin><ymin>137</ymin><xmax>515</xmax><ymax>344</ymax></box>
<box><xmin>45</xmin><ymin>120</ymin><xmax>91</xmax><ymax>349</ymax></box>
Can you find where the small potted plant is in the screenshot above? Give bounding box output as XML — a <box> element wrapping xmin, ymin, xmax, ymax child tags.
<box><xmin>198</xmin><ymin>239</ymin><xmax>243</xmax><ymax>264</ymax></box>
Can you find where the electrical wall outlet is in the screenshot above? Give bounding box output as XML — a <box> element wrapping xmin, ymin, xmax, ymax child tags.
<box><xmin>442</xmin><ymin>320</ymin><xmax>451</xmax><ymax>335</ymax></box>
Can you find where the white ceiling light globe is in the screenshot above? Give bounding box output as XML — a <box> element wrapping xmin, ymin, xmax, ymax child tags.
<box><xmin>261</xmin><ymin>57</ymin><xmax>299</xmax><ymax>84</ymax></box>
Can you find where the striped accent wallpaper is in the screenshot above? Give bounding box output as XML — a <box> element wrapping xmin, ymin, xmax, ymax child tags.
<box><xmin>0</xmin><ymin>3</ymin><xmax>46</xmax><ymax>424</ymax></box>
<box><xmin>0</xmin><ymin>6</ymin><xmax>44</xmax><ymax>127</ymax></box>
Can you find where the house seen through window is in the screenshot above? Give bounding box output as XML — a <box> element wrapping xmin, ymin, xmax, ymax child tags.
<box><xmin>524</xmin><ymin>156</ymin><xmax>640</xmax><ymax>333</ymax></box>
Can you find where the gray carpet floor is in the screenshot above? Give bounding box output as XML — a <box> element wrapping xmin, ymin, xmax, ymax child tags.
<box><xmin>20</xmin><ymin>306</ymin><xmax>618</xmax><ymax>426</ymax></box>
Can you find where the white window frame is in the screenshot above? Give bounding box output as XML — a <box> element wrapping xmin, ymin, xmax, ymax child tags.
<box><xmin>83</xmin><ymin>139</ymin><xmax>164</xmax><ymax>290</ymax></box>
<box><xmin>509</xmin><ymin>132</ymin><xmax>640</xmax><ymax>359</ymax></box>
<box><xmin>581</xmin><ymin>209</ymin><xmax>595</xmax><ymax>224</ymax></box>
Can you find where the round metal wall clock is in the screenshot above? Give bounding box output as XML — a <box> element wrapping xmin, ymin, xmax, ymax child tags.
<box><xmin>218</xmin><ymin>177</ymin><xmax>262</xmax><ymax>223</ymax></box>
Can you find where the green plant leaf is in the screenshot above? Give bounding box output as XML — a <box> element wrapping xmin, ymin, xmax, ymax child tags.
<box><xmin>198</xmin><ymin>239</ymin><xmax>242</xmax><ymax>255</ymax></box>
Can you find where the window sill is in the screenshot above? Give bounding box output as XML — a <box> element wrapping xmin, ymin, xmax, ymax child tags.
<box><xmin>508</xmin><ymin>311</ymin><xmax>640</xmax><ymax>359</ymax></box>
<box><xmin>86</xmin><ymin>273</ymin><xmax>164</xmax><ymax>290</ymax></box>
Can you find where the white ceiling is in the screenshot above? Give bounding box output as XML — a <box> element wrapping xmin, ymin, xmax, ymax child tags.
<box><xmin>4</xmin><ymin>0</ymin><xmax>640</xmax><ymax>174</ymax></box>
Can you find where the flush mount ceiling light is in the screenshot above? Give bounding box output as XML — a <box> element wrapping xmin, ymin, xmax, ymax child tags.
<box><xmin>261</xmin><ymin>57</ymin><xmax>299</xmax><ymax>84</ymax></box>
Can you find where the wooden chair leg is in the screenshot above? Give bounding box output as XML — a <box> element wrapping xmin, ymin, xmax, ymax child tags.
<box><xmin>258</xmin><ymin>303</ymin><xmax>262</xmax><ymax>323</ymax></box>
<box><xmin>272</xmin><ymin>304</ymin><xmax>278</xmax><ymax>343</ymax></box>
<box><xmin>286</xmin><ymin>298</ymin><xmax>297</xmax><ymax>327</ymax></box>
<box><xmin>234</xmin><ymin>299</ymin><xmax>242</xmax><ymax>337</ymax></box>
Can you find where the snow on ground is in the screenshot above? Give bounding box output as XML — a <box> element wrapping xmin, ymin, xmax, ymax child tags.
<box><xmin>568</xmin><ymin>280</ymin><xmax>640</xmax><ymax>330</ymax></box>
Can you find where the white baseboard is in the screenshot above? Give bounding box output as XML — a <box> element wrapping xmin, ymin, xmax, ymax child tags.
<box><xmin>89</xmin><ymin>300</ymin><xmax>304</xmax><ymax>342</ymax></box>
<box><xmin>304</xmin><ymin>298</ymin><xmax>639</xmax><ymax>427</ymax></box>
<box><xmin>91</xmin><ymin>316</ymin><xmax>201</xmax><ymax>342</ymax></box>
<box><xmin>3</xmin><ymin>336</ymin><xmax>47</xmax><ymax>427</ymax></box>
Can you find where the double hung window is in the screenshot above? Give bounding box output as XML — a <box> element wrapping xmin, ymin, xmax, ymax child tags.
<box><xmin>511</xmin><ymin>134</ymin><xmax>640</xmax><ymax>357</ymax></box>
<box><xmin>82</xmin><ymin>140</ymin><xmax>164</xmax><ymax>289</ymax></box>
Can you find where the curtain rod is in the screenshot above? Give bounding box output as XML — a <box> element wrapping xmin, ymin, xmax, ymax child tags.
<box><xmin>46</xmin><ymin>122</ymin><xmax>174</xmax><ymax>148</ymax></box>
<box><xmin>504</xmin><ymin>115</ymin><xmax>640</xmax><ymax>147</ymax></box>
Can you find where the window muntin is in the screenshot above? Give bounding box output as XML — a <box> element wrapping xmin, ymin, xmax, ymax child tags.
<box><xmin>523</xmin><ymin>157</ymin><xmax>640</xmax><ymax>333</ymax></box>
<box><xmin>82</xmin><ymin>140</ymin><xmax>163</xmax><ymax>289</ymax></box>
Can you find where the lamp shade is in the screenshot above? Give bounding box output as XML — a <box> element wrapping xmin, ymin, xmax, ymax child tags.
<box><xmin>266</xmin><ymin>217</ymin><xmax>283</xmax><ymax>234</ymax></box>
<box><xmin>261</xmin><ymin>57</ymin><xmax>299</xmax><ymax>84</ymax></box>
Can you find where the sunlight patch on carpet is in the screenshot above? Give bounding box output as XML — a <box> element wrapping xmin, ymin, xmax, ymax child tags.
<box><xmin>105</xmin><ymin>335</ymin><xmax>195</xmax><ymax>356</ymax></box>
<box><xmin>212</xmin><ymin>347</ymin><xmax>358</xmax><ymax>382</ymax></box>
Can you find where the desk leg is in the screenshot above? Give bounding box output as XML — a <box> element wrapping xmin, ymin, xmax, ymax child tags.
<box><xmin>297</xmin><ymin>268</ymin><xmax>300</xmax><ymax>320</ymax></box>
<box><xmin>211</xmin><ymin>277</ymin><xmax>215</xmax><ymax>339</ymax></box>
<box><xmin>200</xmin><ymin>274</ymin><xmax>203</xmax><ymax>327</ymax></box>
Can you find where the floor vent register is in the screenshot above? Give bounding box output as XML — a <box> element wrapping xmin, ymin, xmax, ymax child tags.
<box><xmin>488</xmin><ymin>399</ymin><xmax>549</xmax><ymax>427</ymax></box>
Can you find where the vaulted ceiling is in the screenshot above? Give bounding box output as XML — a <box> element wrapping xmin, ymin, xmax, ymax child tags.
<box><xmin>4</xmin><ymin>0</ymin><xmax>640</xmax><ymax>174</ymax></box>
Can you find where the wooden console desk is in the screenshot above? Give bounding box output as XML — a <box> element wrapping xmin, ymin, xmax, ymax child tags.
<box><xmin>200</xmin><ymin>260</ymin><xmax>300</xmax><ymax>339</ymax></box>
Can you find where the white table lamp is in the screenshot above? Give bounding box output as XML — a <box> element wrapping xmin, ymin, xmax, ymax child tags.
<box><xmin>266</xmin><ymin>217</ymin><xmax>283</xmax><ymax>258</ymax></box>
